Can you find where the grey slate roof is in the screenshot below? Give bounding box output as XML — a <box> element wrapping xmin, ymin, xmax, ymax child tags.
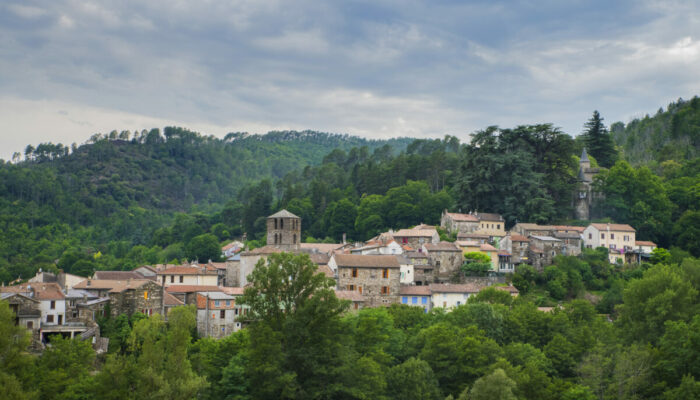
<box><xmin>268</xmin><ymin>209</ymin><xmax>300</xmax><ymax>219</ymax></box>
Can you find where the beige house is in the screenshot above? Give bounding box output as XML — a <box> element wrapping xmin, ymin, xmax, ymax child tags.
<box><xmin>583</xmin><ymin>223</ymin><xmax>636</xmax><ymax>264</ymax></box>
<box><xmin>635</xmin><ymin>241</ymin><xmax>657</xmax><ymax>254</ymax></box>
<box><xmin>333</xmin><ymin>254</ymin><xmax>401</xmax><ymax>307</ymax></box>
<box><xmin>429</xmin><ymin>283</ymin><xmax>482</xmax><ymax>309</ymax></box>
<box><xmin>474</xmin><ymin>213</ymin><xmax>506</xmax><ymax>238</ymax></box>
<box><xmin>156</xmin><ymin>265</ymin><xmax>219</xmax><ymax>287</ymax></box>
<box><xmin>392</xmin><ymin>227</ymin><xmax>440</xmax><ymax>248</ymax></box>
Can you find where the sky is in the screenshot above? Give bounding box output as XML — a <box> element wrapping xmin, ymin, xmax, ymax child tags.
<box><xmin>1</xmin><ymin>0</ymin><xmax>699</xmax><ymax>160</ymax></box>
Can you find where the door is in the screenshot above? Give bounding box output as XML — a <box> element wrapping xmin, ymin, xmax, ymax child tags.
<box><xmin>58</xmin><ymin>315</ymin><xmax>63</xmax><ymax>325</ymax></box>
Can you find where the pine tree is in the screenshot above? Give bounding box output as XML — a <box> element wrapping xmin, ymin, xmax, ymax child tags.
<box><xmin>583</xmin><ymin>110</ymin><xmax>618</xmax><ymax>168</ymax></box>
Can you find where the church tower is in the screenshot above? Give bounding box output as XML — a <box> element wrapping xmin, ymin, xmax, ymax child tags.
<box><xmin>266</xmin><ymin>209</ymin><xmax>301</xmax><ymax>250</ymax></box>
<box><xmin>574</xmin><ymin>148</ymin><xmax>597</xmax><ymax>220</ymax></box>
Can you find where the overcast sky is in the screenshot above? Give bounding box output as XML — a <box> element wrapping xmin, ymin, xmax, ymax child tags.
<box><xmin>1</xmin><ymin>0</ymin><xmax>699</xmax><ymax>160</ymax></box>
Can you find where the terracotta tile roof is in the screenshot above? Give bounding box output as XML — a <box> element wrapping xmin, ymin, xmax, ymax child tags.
<box><xmin>108</xmin><ymin>280</ymin><xmax>155</xmax><ymax>293</ymax></box>
<box><xmin>508</xmin><ymin>234</ymin><xmax>529</xmax><ymax>242</ymax></box>
<box><xmin>393</xmin><ymin>228</ymin><xmax>438</xmax><ymax>238</ymax></box>
<box><xmin>156</xmin><ymin>265</ymin><xmax>218</xmax><ymax>275</ymax></box>
<box><xmin>530</xmin><ymin>235</ymin><xmax>561</xmax><ymax>242</ymax></box>
<box><xmin>268</xmin><ymin>209</ymin><xmax>300</xmax><ymax>219</ymax></box>
<box><xmin>93</xmin><ymin>271</ymin><xmax>145</xmax><ymax>280</ymax></box>
<box><xmin>480</xmin><ymin>243</ymin><xmax>497</xmax><ymax>252</ymax></box>
<box><xmin>553</xmin><ymin>225</ymin><xmax>586</xmax><ymax>233</ymax></box>
<box><xmin>401</xmin><ymin>245</ymin><xmax>415</xmax><ymax>251</ymax></box>
<box><xmin>21</xmin><ymin>282</ymin><xmax>66</xmax><ymax>300</ymax></box>
<box><xmin>413</xmin><ymin>224</ymin><xmax>436</xmax><ymax>230</ymax></box>
<box><xmin>589</xmin><ymin>223</ymin><xmax>636</xmax><ymax>232</ymax></box>
<box><xmin>400</xmin><ymin>285</ymin><xmax>431</xmax><ymax>296</ymax></box>
<box><xmin>475</xmin><ymin>212</ymin><xmax>504</xmax><ymax>221</ymax></box>
<box><xmin>334</xmin><ymin>289</ymin><xmax>364</xmax><ymax>302</ymax></box>
<box><xmin>424</xmin><ymin>242</ymin><xmax>461</xmax><ymax>252</ymax></box>
<box><xmin>333</xmin><ymin>254</ymin><xmax>401</xmax><ymax>268</ymax></box>
<box><xmin>165</xmin><ymin>285</ymin><xmax>222</xmax><ymax>293</ymax></box>
<box><xmin>135</xmin><ymin>265</ymin><xmax>157</xmax><ymax>273</ymax></box>
<box><xmin>515</xmin><ymin>223</ymin><xmax>555</xmax><ymax>231</ymax></box>
<box><xmin>445</xmin><ymin>212</ymin><xmax>479</xmax><ymax>222</ymax></box>
<box><xmin>309</xmin><ymin>253</ymin><xmax>331</xmax><ymax>265</ymax></box>
<box><xmin>221</xmin><ymin>287</ymin><xmax>245</xmax><ymax>296</ymax></box>
<box><xmin>429</xmin><ymin>283</ymin><xmax>483</xmax><ymax>293</ymax></box>
<box><xmin>206</xmin><ymin>262</ymin><xmax>228</xmax><ymax>270</ymax></box>
<box><xmin>456</xmin><ymin>240</ymin><xmax>481</xmax><ymax>247</ymax></box>
<box><xmin>222</xmin><ymin>241</ymin><xmax>244</xmax><ymax>251</ymax></box>
<box><xmin>299</xmin><ymin>243</ymin><xmax>345</xmax><ymax>254</ymax></box>
<box><xmin>554</xmin><ymin>232</ymin><xmax>581</xmax><ymax>239</ymax></box>
<box><xmin>497</xmin><ymin>250</ymin><xmax>511</xmax><ymax>256</ymax></box>
<box><xmin>635</xmin><ymin>241</ymin><xmax>657</xmax><ymax>247</ymax></box>
<box><xmin>457</xmin><ymin>233</ymin><xmax>490</xmax><ymax>240</ymax></box>
<box><xmin>405</xmin><ymin>251</ymin><xmax>428</xmax><ymax>258</ymax></box>
<box><xmin>164</xmin><ymin>292</ymin><xmax>184</xmax><ymax>306</ymax></box>
<box><xmin>240</xmin><ymin>245</ymin><xmax>284</xmax><ymax>256</ymax></box>
<box><xmin>73</xmin><ymin>279</ymin><xmax>150</xmax><ymax>290</ymax></box>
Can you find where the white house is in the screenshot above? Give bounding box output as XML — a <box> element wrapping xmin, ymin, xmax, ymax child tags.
<box><xmin>429</xmin><ymin>283</ymin><xmax>482</xmax><ymax>309</ymax></box>
<box><xmin>156</xmin><ymin>264</ymin><xmax>220</xmax><ymax>287</ymax></box>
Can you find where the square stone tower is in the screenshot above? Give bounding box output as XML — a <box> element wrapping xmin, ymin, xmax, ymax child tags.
<box><xmin>266</xmin><ymin>209</ymin><xmax>301</xmax><ymax>251</ymax></box>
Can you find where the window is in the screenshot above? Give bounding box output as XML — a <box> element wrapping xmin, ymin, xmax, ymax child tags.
<box><xmin>235</xmin><ymin>308</ymin><xmax>239</xmax><ymax>315</ymax></box>
<box><xmin>50</xmin><ymin>300</ymin><xmax>55</xmax><ymax>310</ymax></box>
<box><xmin>610</xmin><ymin>244</ymin><xmax>616</xmax><ymax>249</ymax></box>
<box><xmin>402</xmin><ymin>296</ymin><xmax>408</xmax><ymax>304</ymax></box>
<box><xmin>422</xmin><ymin>297</ymin><xmax>427</xmax><ymax>305</ymax></box>
<box><xmin>354</xmin><ymin>303</ymin><xmax>359</xmax><ymax>310</ymax></box>
<box><xmin>58</xmin><ymin>315</ymin><xmax>63</xmax><ymax>325</ymax></box>
<box><xmin>611</xmin><ymin>233</ymin><xmax>615</xmax><ymax>239</ymax></box>
<box><xmin>293</xmin><ymin>234</ymin><xmax>297</xmax><ymax>244</ymax></box>
<box><xmin>497</xmin><ymin>224</ymin><xmax>500</xmax><ymax>230</ymax></box>
<box><xmin>220</xmin><ymin>310</ymin><xmax>225</xmax><ymax>319</ymax></box>
<box><xmin>589</xmin><ymin>233</ymin><xmax>592</xmax><ymax>239</ymax></box>
<box><xmin>412</xmin><ymin>297</ymin><xmax>417</xmax><ymax>304</ymax></box>
<box><xmin>381</xmin><ymin>286</ymin><xmax>389</xmax><ymax>294</ymax></box>
<box><xmin>27</xmin><ymin>321</ymin><xmax>33</xmax><ymax>329</ymax></box>
<box><xmin>280</xmin><ymin>219</ymin><xmax>284</xmax><ymax>229</ymax></box>
<box><xmin>162</xmin><ymin>276</ymin><xmax>166</xmax><ymax>284</ymax></box>
<box><xmin>47</xmin><ymin>315</ymin><xmax>54</xmax><ymax>323</ymax></box>
<box><xmin>352</xmin><ymin>268</ymin><xmax>358</xmax><ymax>278</ymax></box>
<box><xmin>347</xmin><ymin>284</ymin><xmax>355</xmax><ymax>291</ymax></box>
<box><xmin>358</xmin><ymin>286</ymin><xmax>363</xmax><ymax>294</ymax></box>
<box><xmin>215</xmin><ymin>300</ymin><xmax>220</xmax><ymax>307</ymax></box>
<box><xmin>171</xmin><ymin>276</ymin><xmax>175</xmax><ymax>283</ymax></box>
<box><xmin>72</xmin><ymin>311</ymin><xmax>78</xmax><ymax>318</ymax></box>
<box><xmin>274</xmin><ymin>219</ymin><xmax>278</xmax><ymax>229</ymax></box>
<box><xmin>402</xmin><ymin>237</ymin><xmax>408</xmax><ymax>244</ymax></box>
<box><xmin>601</xmin><ymin>233</ymin><xmax>605</xmax><ymax>239</ymax></box>
<box><xmin>144</xmin><ymin>291</ymin><xmax>149</xmax><ymax>300</ymax></box>
<box><xmin>456</xmin><ymin>301</ymin><xmax>461</xmax><ymax>306</ymax></box>
<box><xmin>179</xmin><ymin>275</ymin><xmax>184</xmax><ymax>283</ymax></box>
<box><xmin>382</xmin><ymin>268</ymin><xmax>389</xmax><ymax>278</ymax></box>
<box><xmin>226</xmin><ymin>300</ymin><xmax>231</xmax><ymax>307</ymax></box>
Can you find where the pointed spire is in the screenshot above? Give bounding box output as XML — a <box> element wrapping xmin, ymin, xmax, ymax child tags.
<box><xmin>580</xmin><ymin>148</ymin><xmax>589</xmax><ymax>162</ymax></box>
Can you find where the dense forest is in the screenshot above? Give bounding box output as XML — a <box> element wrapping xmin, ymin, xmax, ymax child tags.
<box><xmin>2</xmin><ymin>252</ymin><xmax>700</xmax><ymax>399</ymax></box>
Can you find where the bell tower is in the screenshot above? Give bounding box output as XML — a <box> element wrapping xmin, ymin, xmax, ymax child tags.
<box><xmin>266</xmin><ymin>209</ymin><xmax>301</xmax><ymax>250</ymax></box>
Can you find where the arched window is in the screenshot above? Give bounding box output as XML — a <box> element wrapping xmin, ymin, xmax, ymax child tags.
<box><xmin>281</xmin><ymin>218</ymin><xmax>284</xmax><ymax>229</ymax></box>
<box><xmin>293</xmin><ymin>234</ymin><xmax>297</xmax><ymax>244</ymax></box>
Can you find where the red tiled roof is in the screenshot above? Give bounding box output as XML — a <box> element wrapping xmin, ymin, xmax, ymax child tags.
<box><xmin>221</xmin><ymin>287</ymin><xmax>245</xmax><ymax>296</ymax></box>
<box><xmin>635</xmin><ymin>241</ymin><xmax>657</xmax><ymax>247</ymax></box>
<box><xmin>429</xmin><ymin>283</ymin><xmax>483</xmax><ymax>293</ymax></box>
<box><xmin>333</xmin><ymin>254</ymin><xmax>400</xmax><ymax>268</ymax></box>
<box><xmin>424</xmin><ymin>242</ymin><xmax>461</xmax><ymax>252</ymax></box>
<box><xmin>393</xmin><ymin>228</ymin><xmax>437</xmax><ymax>238</ymax></box>
<box><xmin>589</xmin><ymin>223</ymin><xmax>636</xmax><ymax>232</ymax></box>
<box><xmin>316</xmin><ymin>264</ymin><xmax>335</xmax><ymax>278</ymax></box>
<box><xmin>553</xmin><ymin>225</ymin><xmax>586</xmax><ymax>233</ymax></box>
<box><xmin>480</xmin><ymin>243</ymin><xmax>497</xmax><ymax>252</ymax></box>
<box><xmin>240</xmin><ymin>245</ymin><xmax>284</xmax><ymax>256</ymax></box>
<box><xmin>164</xmin><ymin>292</ymin><xmax>184</xmax><ymax>306</ymax></box>
<box><xmin>400</xmin><ymin>285</ymin><xmax>431</xmax><ymax>295</ymax></box>
<box><xmin>446</xmin><ymin>212</ymin><xmax>479</xmax><ymax>222</ymax></box>
<box><xmin>156</xmin><ymin>265</ymin><xmax>218</xmax><ymax>276</ymax></box>
<box><xmin>93</xmin><ymin>271</ymin><xmax>145</xmax><ymax>280</ymax></box>
<box><xmin>165</xmin><ymin>285</ymin><xmax>222</xmax><ymax>293</ymax></box>
<box><xmin>475</xmin><ymin>212</ymin><xmax>504</xmax><ymax>222</ymax></box>
<box><xmin>508</xmin><ymin>234</ymin><xmax>529</xmax><ymax>242</ymax></box>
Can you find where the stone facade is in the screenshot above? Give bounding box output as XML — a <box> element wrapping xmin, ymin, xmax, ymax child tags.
<box><xmin>554</xmin><ymin>232</ymin><xmax>582</xmax><ymax>257</ymax></box>
<box><xmin>528</xmin><ymin>236</ymin><xmax>563</xmax><ymax>271</ymax></box>
<box><xmin>2</xmin><ymin>293</ymin><xmax>41</xmax><ymax>341</ymax></box>
<box><xmin>574</xmin><ymin>148</ymin><xmax>601</xmax><ymax>220</ymax></box>
<box><xmin>392</xmin><ymin>228</ymin><xmax>440</xmax><ymax>249</ymax></box>
<box><xmin>334</xmin><ymin>254</ymin><xmax>401</xmax><ymax>308</ymax></box>
<box><xmin>501</xmin><ymin>234</ymin><xmax>530</xmax><ymax>265</ymax></box>
<box><xmin>108</xmin><ymin>280</ymin><xmax>164</xmax><ymax>317</ymax></box>
<box><xmin>196</xmin><ymin>292</ymin><xmax>239</xmax><ymax>339</ymax></box>
<box><xmin>266</xmin><ymin>209</ymin><xmax>301</xmax><ymax>251</ymax></box>
<box><xmin>440</xmin><ymin>210</ymin><xmax>480</xmax><ymax>234</ymax></box>
<box><xmin>422</xmin><ymin>242</ymin><xmax>464</xmax><ymax>282</ymax></box>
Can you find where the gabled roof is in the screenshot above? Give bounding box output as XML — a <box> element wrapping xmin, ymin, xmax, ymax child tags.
<box><xmin>424</xmin><ymin>242</ymin><xmax>461</xmax><ymax>252</ymax></box>
<box><xmin>405</xmin><ymin>251</ymin><xmax>428</xmax><ymax>258</ymax></box>
<box><xmin>316</xmin><ymin>264</ymin><xmax>335</xmax><ymax>278</ymax></box>
<box><xmin>299</xmin><ymin>243</ymin><xmax>345</xmax><ymax>254</ymax></box>
<box><xmin>32</xmin><ymin>283</ymin><xmax>66</xmax><ymax>300</ymax></box>
<box><xmin>635</xmin><ymin>241</ymin><xmax>657</xmax><ymax>247</ymax></box>
<box><xmin>429</xmin><ymin>283</ymin><xmax>482</xmax><ymax>294</ymax></box>
<box><xmin>480</xmin><ymin>243</ymin><xmax>498</xmax><ymax>252</ymax></box>
<box><xmin>165</xmin><ymin>285</ymin><xmax>222</xmax><ymax>293</ymax></box>
<box><xmin>393</xmin><ymin>228</ymin><xmax>437</xmax><ymax>237</ymax></box>
<box><xmin>156</xmin><ymin>265</ymin><xmax>218</xmax><ymax>276</ymax></box>
<box><xmin>108</xmin><ymin>280</ymin><xmax>157</xmax><ymax>293</ymax></box>
<box><xmin>400</xmin><ymin>285</ymin><xmax>431</xmax><ymax>296</ymax></box>
<box><xmin>456</xmin><ymin>240</ymin><xmax>481</xmax><ymax>247</ymax></box>
<box><xmin>475</xmin><ymin>212</ymin><xmax>504</xmax><ymax>222</ymax></box>
<box><xmin>333</xmin><ymin>254</ymin><xmax>400</xmax><ymax>268</ymax></box>
<box><xmin>164</xmin><ymin>292</ymin><xmax>184</xmax><ymax>307</ymax></box>
<box><xmin>267</xmin><ymin>209</ymin><xmax>300</xmax><ymax>219</ymax></box>
<box><xmin>221</xmin><ymin>287</ymin><xmax>245</xmax><ymax>296</ymax></box>
<box><xmin>530</xmin><ymin>235</ymin><xmax>561</xmax><ymax>242</ymax></box>
<box><xmin>445</xmin><ymin>212</ymin><xmax>479</xmax><ymax>222</ymax></box>
<box><xmin>508</xmin><ymin>234</ymin><xmax>529</xmax><ymax>242</ymax></box>
<box><xmin>514</xmin><ymin>223</ymin><xmax>556</xmax><ymax>231</ymax></box>
<box><xmin>554</xmin><ymin>232</ymin><xmax>581</xmax><ymax>239</ymax></box>
<box><xmin>240</xmin><ymin>245</ymin><xmax>284</xmax><ymax>256</ymax></box>
<box><xmin>553</xmin><ymin>225</ymin><xmax>586</xmax><ymax>233</ymax></box>
<box><xmin>93</xmin><ymin>271</ymin><xmax>146</xmax><ymax>281</ymax></box>
<box><xmin>589</xmin><ymin>223</ymin><xmax>636</xmax><ymax>232</ymax></box>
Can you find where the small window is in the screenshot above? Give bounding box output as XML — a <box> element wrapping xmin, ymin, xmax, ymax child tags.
<box><xmin>72</xmin><ymin>311</ymin><xmax>78</xmax><ymax>318</ymax></box>
<box><xmin>412</xmin><ymin>297</ymin><xmax>418</xmax><ymax>304</ymax></box>
<box><xmin>347</xmin><ymin>284</ymin><xmax>355</xmax><ymax>291</ymax></box>
<box><xmin>215</xmin><ymin>300</ymin><xmax>220</xmax><ymax>307</ymax></box>
<box><xmin>601</xmin><ymin>233</ymin><xmax>605</xmax><ymax>239</ymax></box>
<box><xmin>220</xmin><ymin>310</ymin><xmax>225</xmax><ymax>319</ymax></box>
<box><xmin>280</xmin><ymin>219</ymin><xmax>284</xmax><ymax>229</ymax></box>
<box><xmin>234</xmin><ymin>308</ymin><xmax>239</xmax><ymax>315</ymax></box>
<box><xmin>611</xmin><ymin>233</ymin><xmax>615</xmax><ymax>239</ymax></box>
<box><xmin>226</xmin><ymin>300</ymin><xmax>231</xmax><ymax>307</ymax></box>
<box><xmin>171</xmin><ymin>276</ymin><xmax>175</xmax><ymax>283</ymax></box>
<box><xmin>144</xmin><ymin>291</ymin><xmax>149</xmax><ymax>300</ymax></box>
<box><xmin>352</xmin><ymin>268</ymin><xmax>358</xmax><ymax>278</ymax></box>
<box><xmin>588</xmin><ymin>233</ymin><xmax>592</xmax><ymax>239</ymax></box>
<box><xmin>50</xmin><ymin>300</ymin><xmax>55</xmax><ymax>310</ymax></box>
<box><xmin>382</xmin><ymin>268</ymin><xmax>388</xmax><ymax>278</ymax></box>
<box><xmin>497</xmin><ymin>224</ymin><xmax>500</xmax><ymax>229</ymax></box>
<box><xmin>358</xmin><ymin>286</ymin><xmax>363</xmax><ymax>294</ymax></box>
<box><xmin>354</xmin><ymin>302</ymin><xmax>359</xmax><ymax>310</ymax></box>
<box><xmin>179</xmin><ymin>275</ymin><xmax>184</xmax><ymax>283</ymax></box>
<box><xmin>293</xmin><ymin>234</ymin><xmax>297</xmax><ymax>244</ymax></box>
<box><xmin>421</xmin><ymin>297</ymin><xmax>427</xmax><ymax>305</ymax></box>
<box><xmin>27</xmin><ymin>321</ymin><xmax>33</xmax><ymax>329</ymax></box>
<box><xmin>381</xmin><ymin>286</ymin><xmax>389</xmax><ymax>295</ymax></box>
<box><xmin>402</xmin><ymin>296</ymin><xmax>408</xmax><ymax>304</ymax></box>
<box><xmin>47</xmin><ymin>315</ymin><xmax>54</xmax><ymax>323</ymax></box>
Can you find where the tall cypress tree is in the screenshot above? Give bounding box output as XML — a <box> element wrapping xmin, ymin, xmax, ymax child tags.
<box><xmin>583</xmin><ymin>110</ymin><xmax>618</xmax><ymax>168</ymax></box>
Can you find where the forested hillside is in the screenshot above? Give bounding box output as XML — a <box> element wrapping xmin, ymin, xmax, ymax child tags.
<box><xmin>611</xmin><ymin>96</ymin><xmax>700</xmax><ymax>165</ymax></box>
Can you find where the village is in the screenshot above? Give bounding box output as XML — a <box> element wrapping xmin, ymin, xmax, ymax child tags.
<box><xmin>1</xmin><ymin>200</ymin><xmax>657</xmax><ymax>351</ymax></box>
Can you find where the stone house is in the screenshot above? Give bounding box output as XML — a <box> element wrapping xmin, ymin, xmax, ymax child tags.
<box><xmin>497</xmin><ymin>251</ymin><xmax>514</xmax><ymax>273</ymax></box>
<box><xmin>528</xmin><ymin>236</ymin><xmax>563</xmax><ymax>270</ymax></box>
<box><xmin>582</xmin><ymin>223</ymin><xmax>636</xmax><ymax>264</ymax></box>
<box><xmin>422</xmin><ymin>242</ymin><xmax>464</xmax><ymax>282</ymax></box>
<box><xmin>64</xmin><ymin>289</ymin><xmax>99</xmax><ymax>323</ymax></box>
<box><xmin>456</xmin><ymin>240</ymin><xmax>481</xmax><ymax>253</ymax></box>
<box><xmin>440</xmin><ymin>210</ymin><xmax>480</xmax><ymax>234</ymax></box>
<box><xmin>333</xmin><ymin>254</ymin><xmax>401</xmax><ymax>307</ymax></box>
<box><xmin>156</xmin><ymin>264</ymin><xmax>219</xmax><ymax>287</ymax></box>
<box><xmin>28</xmin><ymin>270</ymin><xmax>85</xmax><ymax>290</ymax></box>
<box><xmin>399</xmin><ymin>285</ymin><xmax>432</xmax><ymax>312</ymax></box>
<box><xmin>196</xmin><ymin>292</ymin><xmax>238</xmax><ymax>338</ymax></box>
<box><xmin>392</xmin><ymin>228</ymin><xmax>440</xmax><ymax>248</ymax></box>
<box><xmin>554</xmin><ymin>231</ymin><xmax>582</xmax><ymax>256</ymax></box>
<box><xmin>334</xmin><ymin>289</ymin><xmax>365</xmax><ymax>311</ymax></box>
<box><xmin>165</xmin><ymin>285</ymin><xmax>222</xmax><ymax>305</ymax></box>
<box><xmin>479</xmin><ymin>243</ymin><xmax>500</xmax><ymax>271</ymax></box>
<box><xmin>397</xmin><ymin>255</ymin><xmax>414</xmax><ymax>284</ymax></box>
<box><xmin>133</xmin><ymin>265</ymin><xmax>158</xmax><ymax>280</ymax></box>
<box><xmin>635</xmin><ymin>241</ymin><xmax>657</xmax><ymax>254</ymax></box>
<box><xmin>266</xmin><ymin>209</ymin><xmax>301</xmax><ymax>251</ymax></box>
<box><xmin>404</xmin><ymin>251</ymin><xmax>433</xmax><ymax>285</ymax></box>
<box><xmin>107</xmin><ymin>279</ymin><xmax>164</xmax><ymax>317</ymax></box>
<box><xmin>500</xmin><ymin>234</ymin><xmax>530</xmax><ymax>265</ymax></box>
<box><xmin>511</xmin><ymin>223</ymin><xmax>556</xmax><ymax>237</ymax></box>
<box><xmin>1</xmin><ymin>292</ymin><xmax>41</xmax><ymax>338</ymax></box>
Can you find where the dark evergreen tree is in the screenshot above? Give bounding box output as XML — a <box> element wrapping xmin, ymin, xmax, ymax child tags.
<box><xmin>583</xmin><ymin>110</ymin><xmax>618</xmax><ymax>168</ymax></box>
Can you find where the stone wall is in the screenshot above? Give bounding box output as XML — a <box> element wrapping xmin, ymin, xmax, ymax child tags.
<box><xmin>428</xmin><ymin>251</ymin><xmax>464</xmax><ymax>282</ymax></box>
<box><xmin>266</xmin><ymin>217</ymin><xmax>301</xmax><ymax>250</ymax></box>
<box><xmin>337</xmin><ymin>266</ymin><xmax>400</xmax><ymax>307</ymax></box>
<box><xmin>225</xmin><ymin>260</ymin><xmax>241</xmax><ymax>287</ymax></box>
<box><xmin>109</xmin><ymin>281</ymin><xmax>164</xmax><ymax>316</ymax></box>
